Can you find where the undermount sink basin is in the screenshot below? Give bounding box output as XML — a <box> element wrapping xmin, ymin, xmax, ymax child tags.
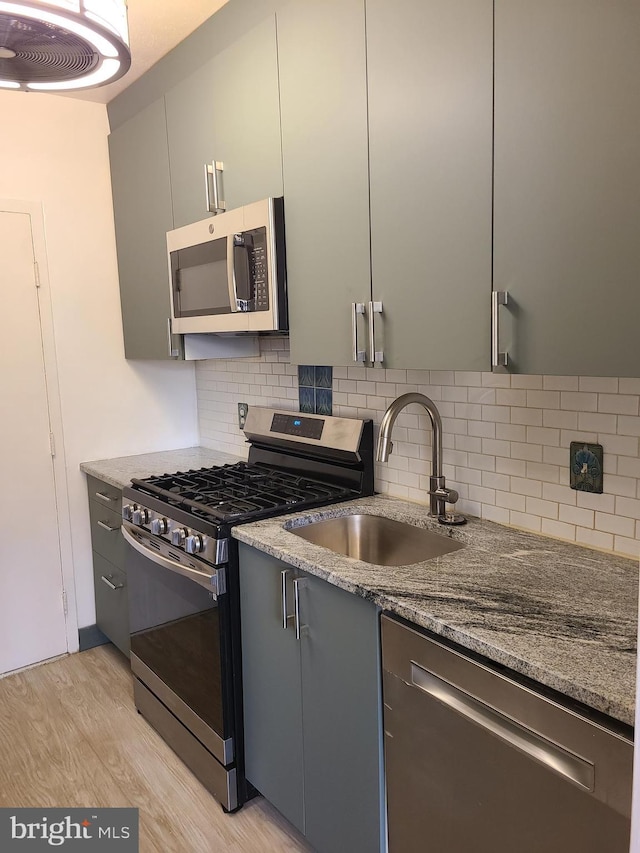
<box><xmin>289</xmin><ymin>514</ymin><xmax>464</xmax><ymax>566</ymax></box>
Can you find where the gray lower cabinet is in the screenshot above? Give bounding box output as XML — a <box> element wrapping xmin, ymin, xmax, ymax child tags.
<box><xmin>108</xmin><ymin>97</ymin><xmax>178</xmax><ymax>361</ymax></box>
<box><xmin>278</xmin><ymin>0</ymin><xmax>371</xmax><ymax>367</ymax></box>
<box><xmin>366</xmin><ymin>0</ymin><xmax>493</xmax><ymax>371</ymax></box>
<box><xmin>86</xmin><ymin>476</ymin><xmax>129</xmax><ymax>657</ymax></box>
<box><xmin>239</xmin><ymin>542</ymin><xmax>383</xmax><ymax>852</ymax></box>
<box><xmin>165</xmin><ymin>14</ymin><xmax>283</xmax><ymax>229</ymax></box>
<box><xmin>493</xmin><ymin>0</ymin><xmax>640</xmax><ymax>376</ymax></box>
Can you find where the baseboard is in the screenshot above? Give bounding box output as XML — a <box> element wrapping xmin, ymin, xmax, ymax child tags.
<box><xmin>78</xmin><ymin>624</ymin><xmax>110</xmax><ymax>652</ymax></box>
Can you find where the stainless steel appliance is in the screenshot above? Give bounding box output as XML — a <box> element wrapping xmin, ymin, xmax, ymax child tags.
<box><xmin>382</xmin><ymin>614</ymin><xmax>633</xmax><ymax>852</ymax></box>
<box><xmin>121</xmin><ymin>408</ymin><xmax>373</xmax><ymax>812</ymax></box>
<box><xmin>167</xmin><ymin>197</ymin><xmax>286</xmax><ymax>335</ymax></box>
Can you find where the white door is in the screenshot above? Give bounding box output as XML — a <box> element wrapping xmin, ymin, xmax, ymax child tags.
<box><xmin>0</xmin><ymin>209</ymin><xmax>67</xmax><ymax>674</ymax></box>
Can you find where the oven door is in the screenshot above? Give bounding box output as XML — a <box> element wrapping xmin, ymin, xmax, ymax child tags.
<box><xmin>122</xmin><ymin>523</ymin><xmax>235</xmax><ymax>773</ymax></box>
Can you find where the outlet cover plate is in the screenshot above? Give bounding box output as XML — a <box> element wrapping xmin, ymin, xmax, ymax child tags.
<box><xmin>570</xmin><ymin>442</ymin><xmax>603</xmax><ymax>493</ymax></box>
<box><xmin>238</xmin><ymin>402</ymin><xmax>249</xmax><ymax>429</ymax></box>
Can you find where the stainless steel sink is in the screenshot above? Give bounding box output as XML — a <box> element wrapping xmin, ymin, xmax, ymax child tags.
<box><xmin>289</xmin><ymin>514</ymin><xmax>464</xmax><ymax>566</ymax></box>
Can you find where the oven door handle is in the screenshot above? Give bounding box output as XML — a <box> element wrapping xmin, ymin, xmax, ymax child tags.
<box><xmin>121</xmin><ymin>523</ymin><xmax>226</xmax><ymax>597</ymax></box>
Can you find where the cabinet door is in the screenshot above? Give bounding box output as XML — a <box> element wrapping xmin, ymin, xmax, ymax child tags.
<box><xmin>494</xmin><ymin>1</ymin><xmax>640</xmax><ymax>376</ymax></box>
<box><xmin>367</xmin><ymin>0</ymin><xmax>493</xmax><ymax>370</ymax></box>
<box><xmin>300</xmin><ymin>572</ymin><xmax>383</xmax><ymax>853</ymax></box>
<box><xmin>108</xmin><ymin>98</ymin><xmax>177</xmax><ymax>360</ymax></box>
<box><xmin>166</xmin><ymin>15</ymin><xmax>282</xmax><ymax>229</ymax></box>
<box><xmin>278</xmin><ymin>0</ymin><xmax>371</xmax><ymax>366</ymax></box>
<box><xmin>238</xmin><ymin>543</ymin><xmax>305</xmax><ymax>834</ymax></box>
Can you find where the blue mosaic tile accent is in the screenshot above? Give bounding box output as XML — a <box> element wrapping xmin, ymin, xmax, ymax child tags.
<box><xmin>298</xmin><ymin>365</ymin><xmax>315</xmax><ymax>387</ymax></box>
<box><xmin>315</xmin><ymin>365</ymin><xmax>333</xmax><ymax>389</ymax></box>
<box><xmin>299</xmin><ymin>386</ymin><xmax>315</xmax><ymax>414</ymax></box>
<box><xmin>315</xmin><ymin>388</ymin><xmax>333</xmax><ymax>416</ymax></box>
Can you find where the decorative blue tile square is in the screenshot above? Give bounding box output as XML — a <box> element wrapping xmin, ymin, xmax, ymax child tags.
<box><xmin>299</xmin><ymin>386</ymin><xmax>315</xmax><ymax>414</ymax></box>
<box><xmin>298</xmin><ymin>365</ymin><xmax>315</xmax><ymax>387</ymax></box>
<box><xmin>315</xmin><ymin>365</ymin><xmax>333</xmax><ymax>389</ymax></box>
<box><xmin>315</xmin><ymin>388</ymin><xmax>333</xmax><ymax>416</ymax></box>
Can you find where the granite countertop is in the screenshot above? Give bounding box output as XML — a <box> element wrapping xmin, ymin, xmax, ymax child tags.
<box><xmin>80</xmin><ymin>446</ymin><xmax>244</xmax><ymax>490</ymax></box>
<box><xmin>232</xmin><ymin>495</ymin><xmax>638</xmax><ymax>727</ymax></box>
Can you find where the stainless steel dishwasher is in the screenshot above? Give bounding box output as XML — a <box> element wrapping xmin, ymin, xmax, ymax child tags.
<box><xmin>381</xmin><ymin>614</ymin><xmax>633</xmax><ymax>853</ymax></box>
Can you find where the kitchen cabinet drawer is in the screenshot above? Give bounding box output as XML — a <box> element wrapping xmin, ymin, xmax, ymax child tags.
<box><xmin>88</xmin><ymin>500</ymin><xmax>125</xmax><ymax>569</ymax></box>
<box><xmin>86</xmin><ymin>475</ymin><xmax>122</xmax><ymax>509</ymax></box>
<box><xmin>92</xmin><ymin>553</ymin><xmax>130</xmax><ymax>657</ymax></box>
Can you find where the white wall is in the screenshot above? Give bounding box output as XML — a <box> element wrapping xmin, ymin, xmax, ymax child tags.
<box><xmin>0</xmin><ymin>90</ymin><xmax>199</xmax><ymax>629</ymax></box>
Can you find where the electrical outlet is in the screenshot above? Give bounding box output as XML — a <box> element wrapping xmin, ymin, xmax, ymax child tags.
<box><xmin>238</xmin><ymin>402</ymin><xmax>249</xmax><ymax>429</ymax></box>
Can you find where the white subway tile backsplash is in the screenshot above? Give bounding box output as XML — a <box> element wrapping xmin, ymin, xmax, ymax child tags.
<box><xmin>543</xmin><ymin>376</ymin><xmax>579</xmax><ymax>391</ymax></box>
<box><xmin>195</xmin><ymin>347</ymin><xmax>640</xmax><ymax>560</ymax></box>
<box><xmin>617</xmin><ymin>416</ymin><xmax>640</xmax><ymax>437</ymax></box>
<box><xmin>541</xmin><ymin>519</ymin><xmax>576</xmax><ymax>540</ymax></box>
<box><xmin>576</xmin><ymin>527</ymin><xmax>614</xmax><ymax>551</ymax></box>
<box><xmin>527</xmin><ymin>390</ymin><xmax>560</xmax><ymax>409</ymax></box>
<box><xmin>495</xmin><ymin>490</ymin><xmax>526</xmax><ymax>512</ymax></box>
<box><xmin>595</xmin><ymin>512</ymin><xmax>635</xmax><ymax>538</ymax></box>
<box><xmin>579</xmin><ymin>376</ymin><xmax>619</xmax><ymax>393</ymax></box>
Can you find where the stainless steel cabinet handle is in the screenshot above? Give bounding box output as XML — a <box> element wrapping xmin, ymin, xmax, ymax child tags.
<box><xmin>100</xmin><ymin>574</ymin><xmax>123</xmax><ymax>591</ymax></box>
<box><xmin>491</xmin><ymin>290</ymin><xmax>509</xmax><ymax>368</ymax></box>
<box><xmin>281</xmin><ymin>569</ymin><xmax>293</xmax><ymax>630</ymax></box>
<box><xmin>293</xmin><ymin>578</ymin><xmax>308</xmax><ymax>640</ymax></box>
<box><xmin>351</xmin><ymin>302</ymin><xmax>366</xmax><ymax>362</ymax></box>
<box><xmin>167</xmin><ymin>317</ymin><xmax>179</xmax><ymax>358</ymax></box>
<box><xmin>97</xmin><ymin>520</ymin><xmax>119</xmax><ymax>532</ymax></box>
<box><xmin>410</xmin><ymin>661</ymin><xmax>594</xmax><ymax>791</ymax></box>
<box><xmin>368</xmin><ymin>300</ymin><xmax>384</xmax><ymax>364</ymax></box>
<box><xmin>205</xmin><ymin>161</ymin><xmax>225</xmax><ymax>214</ymax></box>
<box><xmin>94</xmin><ymin>491</ymin><xmax>113</xmax><ymax>503</ymax></box>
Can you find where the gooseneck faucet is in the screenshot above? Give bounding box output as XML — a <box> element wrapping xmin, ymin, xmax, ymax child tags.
<box><xmin>377</xmin><ymin>393</ymin><xmax>465</xmax><ymax>524</ymax></box>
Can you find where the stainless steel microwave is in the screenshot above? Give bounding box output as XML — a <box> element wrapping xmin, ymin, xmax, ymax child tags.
<box><xmin>167</xmin><ymin>197</ymin><xmax>287</xmax><ymax>334</ymax></box>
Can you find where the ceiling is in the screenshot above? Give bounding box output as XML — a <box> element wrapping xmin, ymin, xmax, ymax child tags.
<box><xmin>68</xmin><ymin>0</ymin><xmax>231</xmax><ymax>104</ymax></box>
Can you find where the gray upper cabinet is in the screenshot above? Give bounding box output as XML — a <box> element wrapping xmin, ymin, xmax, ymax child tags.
<box><xmin>493</xmin><ymin>0</ymin><xmax>640</xmax><ymax>376</ymax></box>
<box><xmin>165</xmin><ymin>14</ymin><xmax>283</xmax><ymax>229</ymax></box>
<box><xmin>278</xmin><ymin>0</ymin><xmax>371</xmax><ymax>367</ymax></box>
<box><xmin>109</xmin><ymin>97</ymin><xmax>176</xmax><ymax>360</ymax></box>
<box><xmin>366</xmin><ymin>0</ymin><xmax>493</xmax><ymax>371</ymax></box>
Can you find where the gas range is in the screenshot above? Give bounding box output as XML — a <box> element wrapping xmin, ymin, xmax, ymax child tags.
<box><xmin>121</xmin><ymin>407</ymin><xmax>374</xmax><ymax>813</ymax></box>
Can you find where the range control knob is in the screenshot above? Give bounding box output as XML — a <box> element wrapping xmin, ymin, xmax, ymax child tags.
<box><xmin>122</xmin><ymin>504</ymin><xmax>136</xmax><ymax>521</ymax></box>
<box><xmin>150</xmin><ymin>517</ymin><xmax>168</xmax><ymax>536</ymax></box>
<box><xmin>132</xmin><ymin>507</ymin><xmax>149</xmax><ymax>526</ymax></box>
<box><xmin>185</xmin><ymin>534</ymin><xmax>204</xmax><ymax>555</ymax></box>
<box><xmin>171</xmin><ymin>527</ymin><xmax>187</xmax><ymax>547</ymax></box>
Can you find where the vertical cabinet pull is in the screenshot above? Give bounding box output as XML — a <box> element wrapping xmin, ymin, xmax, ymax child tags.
<box><xmin>351</xmin><ymin>302</ymin><xmax>366</xmax><ymax>362</ymax></box>
<box><xmin>368</xmin><ymin>300</ymin><xmax>384</xmax><ymax>364</ymax></box>
<box><xmin>167</xmin><ymin>317</ymin><xmax>179</xmax><ymax>358</ymax></box>
<box><xmin>281</xmin><ymin>569</ymin><xmax>291</xmax><ymax>629</ymax></box>
<box><xmin>491</xmin><ymin>290</ymin><xmax>509</xmax><ymax>368</ymax></box>
<box><xmin>204</xmin><ymin>161</ymin><xmax>225</xmax><ymax>215</ymax></box>
<box><xmin>293</xmin><ymin>578</ymin><xmax>308</xmax><ymax>640</ymax></box>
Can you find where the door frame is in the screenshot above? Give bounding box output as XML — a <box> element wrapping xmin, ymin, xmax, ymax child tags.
<box><xmin>1</xmin><ymin>198</ymin><xmax>78</xmax><ymax>655</ymax></box>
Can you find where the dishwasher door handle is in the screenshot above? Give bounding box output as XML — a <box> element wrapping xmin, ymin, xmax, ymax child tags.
<box><xmin>410</xmin><ymin>661</ymin><xmax>595</xmax><ymax>792</ymax></box>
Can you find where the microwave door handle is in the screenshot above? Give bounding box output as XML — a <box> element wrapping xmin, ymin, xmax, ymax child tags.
<box><xmin>226</xmin><ymin>234</ymin><xmax>239</xmax><ymax>312</ymax></box>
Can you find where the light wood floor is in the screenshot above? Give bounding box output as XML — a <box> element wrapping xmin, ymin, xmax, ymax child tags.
<box><xmin>0</xmin><ymin>645</ymin><xmax>312</xmax><ymax>852</ymax></box>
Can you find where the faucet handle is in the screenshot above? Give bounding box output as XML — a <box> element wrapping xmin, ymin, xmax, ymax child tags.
<box><xmin>431</xmin><ymin>486</ymin><xmax>459</xmax><ymax>505</ymax></box>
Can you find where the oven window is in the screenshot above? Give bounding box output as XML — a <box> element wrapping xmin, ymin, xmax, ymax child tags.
<box><xmin>171</xmin><ymin>238</ymin><xmax>232</xmax><ymax>318</ymax></box>
<box><xmin>128</xmin><ymin>547</ymin><xmax>227</xmax><ymax>737</ymax></box>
